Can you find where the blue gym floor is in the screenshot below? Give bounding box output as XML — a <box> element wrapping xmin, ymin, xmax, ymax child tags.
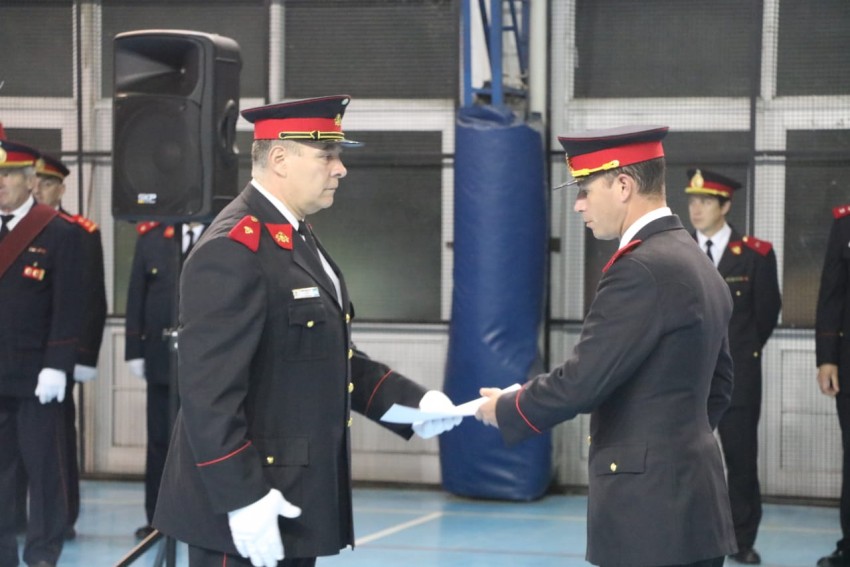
<box><xmin>41</xmin><ymin>480</ymin><xmax>841</xmax><ymax>566</ymax></box>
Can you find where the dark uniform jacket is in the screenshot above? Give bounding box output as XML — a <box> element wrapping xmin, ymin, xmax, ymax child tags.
<box><xmin>496</xmin><ymin>215</ymin><xmax>737</xmax><ymax>567</ymax></box>
<box><xmin>698</xmin><ymin>228</ymin><xmax>781</xmax><ymax>407</ymax></box>
<box><xmin>154</xmin><ymin>184</ymin><xmax>427</xmax><ymax>559</ymax></box>
<box><xmin>816</xmin><ymin>205</ymin><xmax>850</xmax><ymax>369</ymax></box>
<box><xmin>0</xmin><ymin>203</ymin><xmax>83</xmax><ymax>397</ymax></box>
<box><xmin>62</xmin><ymin>209</ymin><xmax>107</xmax><ymax>368</ymax></box>
<box><xmin>125</xmin><ymin>222</ymin><xmax>180</xmax><ymax>384</ymax></box>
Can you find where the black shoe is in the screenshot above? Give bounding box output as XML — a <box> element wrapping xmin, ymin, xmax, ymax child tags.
<box><xmin>134</xmin><ymin>524</ymin><xmax>155</xmax><ymax>539</ymax></box>
<box><xmin>729</xmin><ymin>547</ymin><xmax>761</xmax><ymax>565</ymax></box>
<box><xmin>818</xmin><ymin>549</ymin><xmax>850</xmax><ymax>567</ymax></box>
<box><xmin>64</xmin><ymin>526</ymin><xmax>76</xmax><ymax>540</ymax></box>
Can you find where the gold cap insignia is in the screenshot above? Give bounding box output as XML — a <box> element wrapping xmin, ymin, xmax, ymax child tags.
<box><xmin>334</xmin><ymin>113</ymin><xmax>342</xmax><ymax>126</ymax></box>
<box><xmin>690</xmin><ymin>169</ymin><xmax>704</xmax><ymax>189</ymax></box>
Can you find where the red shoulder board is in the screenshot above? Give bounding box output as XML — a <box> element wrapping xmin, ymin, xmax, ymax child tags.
<box><xmin>264</xmin><ymin>223</ymin><xmax>293</xmax><ymax>250</ymax></box>
<box><xmin>74</xmin><ymin>214</ymin><xmax>98</xmax><ymax>233</ymax></box>
<box><xmin>136</xmin><ymin>221</ymin><xmax>160</xmax><ymax>235</ymax></box>
<box><xmin>742</xmin><ymin>235</ymin><xmax>772</xmax><ymax>256</ymax></box>
<box><xmin>228</xmin><ymin>215</ymin><xmax>261</xmax><ymax>252</ymax></box>
<box><xmin>57</xmin><ymin>211</ymin><xmax>76</xmax><ymax>224</ymax></box>
<box><xmin>602</xmin><ymin>239</ymin><xmax>642</xmax><ymax>273</ymax></box>
<box><xmin>834</xmin><ymin>205</ymin><xmax>850</xmax><ymax>219</ymax></box>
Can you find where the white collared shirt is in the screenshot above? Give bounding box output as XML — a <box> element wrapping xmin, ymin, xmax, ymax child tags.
<box><xmin>2</xmin><ymin>196</ymin><xmax>36</xmax><ymax>232</ymax></box>
<box><xmin>251</xmin><ymin>180</ymin><xmax>342</xmax><ymax>306</ymax></box>
<box><xmin>619</xmin><ymin>206</ymin><xmax>672</xmax><ymax>249</ymax></box>
<box><xmin>695</xmin><ymin>223</ymin><xmax>731</xmax><ymax>268</ymax></box>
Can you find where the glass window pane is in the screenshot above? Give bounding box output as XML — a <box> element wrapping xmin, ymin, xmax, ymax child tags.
<box><xmin>283</xmin><ymin>0</ymin><xmax>458</xmax><ymax>99</ymax></box>
<box><xmin>782</xmin><ymin>130</ymin><xmax>850</xmax><ymax>327</ymax></box>
<box><xmin>0</xmin><ymin>2</ymin><xmax>73</xmax><ymax>97</ymax></box>
<box><xmin>101</xmin><ymin>1</ymin><xmax>267</xmax><ymax>98</ymax></box>
<box><xmin>308</xmin><ymin>131</ymin><xmax>443</xmax><ymax>321</ymax></box>
<box><xmin>777</xmin><ymin>1</ymin><xmax>850</xmax><ymax>96</ymax></box>
<box><xmin>574</xmin><ymin>0</ymin><xmax>758</xmax><ymax>98</ymax></box>
<box><xmin>113</xmin><ymin>221</ymin><xmax>138</xmax><ymax>316</ymax></box>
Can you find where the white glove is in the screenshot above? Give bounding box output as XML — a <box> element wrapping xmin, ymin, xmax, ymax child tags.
<box><xmin>227</xmin><ymin>488</ymin><xmax>302</xmax><ymax>567</ymax></box>
<box><xmin>34</xmin><ymin>368</ymin><xmax>67</xmax><ymax>404</ymax></box>
<box><xmin>128</xmin><ymin>358</ymin><xmax>145</xmax><ymax>379</ymax></box>
<box><xmin>74</xmin><ymin>364</ymin><xmax>97</xmax><ymax>383</ymax></box>
<box><xmin>412</xmin><ymin>390</ymin><xmax>463</xmax><ymax>439</ymax></box>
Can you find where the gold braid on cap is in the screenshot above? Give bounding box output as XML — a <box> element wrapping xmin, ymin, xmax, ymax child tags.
<box><xmin>278</xmin><ymin>131</ymin><xmax>346</xmax><ymax>142</ymax></box>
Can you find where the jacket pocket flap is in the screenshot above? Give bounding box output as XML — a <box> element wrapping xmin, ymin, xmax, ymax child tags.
<box><xmin>592</xmin><ymin>443</ymin><xmax>646</xmax><ymax>476</ymax></box>
<box><xmin>257</xmin><ymin>436</ymin><xmax>309</xmax><ymax>467</ymax></box>
<box><xmin>288</xmin><ymin>301</ymin><xmax>327</xmax><ymax>326</ymax></box>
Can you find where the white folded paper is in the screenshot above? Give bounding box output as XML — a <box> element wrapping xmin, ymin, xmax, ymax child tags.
<box><xmin>379</xmin><ymin>383</ymin><xmax>522</xmax><ymax>424</ymax></box>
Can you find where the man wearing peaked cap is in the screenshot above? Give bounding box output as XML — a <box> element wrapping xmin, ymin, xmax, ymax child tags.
<box><xmin>153</xmin><ymin>95</ymin><xmax>461</xmax><ymax>567</ymax></box>
<box><xmin>30</xmin><ymin>151</ymin><xmax>108</xmax><ymax>541</ymax></box>
<box><xmin>815</xmin><ymin>201</ymin><xmax>850</xmax><ymax>567</ymax></box>
<box><xmin>477</xmin><ymin>126</ymin><xmax>737</xmax><ymax>567</ymax></box>
<box><xmin>686</xmin><ymin>168</ymin><xmax>781</xmax><ymax>565</ymax></box>
<box><xmin>0</xmin><ymin>140</ymin><xmax>84</xmax><ymax>567</ymax></box>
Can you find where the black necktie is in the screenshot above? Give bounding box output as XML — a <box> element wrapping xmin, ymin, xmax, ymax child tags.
<box><xmin>297</xmin><ymin>221</ymin><xmax>321</xmax><ymax>259</ymax></box>
<box><xmin>705</xmin><ymin>239</ymin><xmax>714</xmax><ymax>262</ymax></box>
<box><xmin>183</xmin><ymin>226</ymin><xmax>197</xmax><ymax>256</ymax></box>
<box><xmin>0</xmin><ymin>214</ymin><xmax>14</xmax><ymax>243</ymax></box>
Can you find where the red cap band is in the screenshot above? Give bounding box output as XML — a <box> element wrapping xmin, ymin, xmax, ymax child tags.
<box><xmin>568</xmin><ymin>140</ymin><xmax>664</xmax><ymax>178</ymax></box>
<box><xmin>254</xmin><ymin>117</ymin><xmax>342</xmax><ymax>140</ymax></box>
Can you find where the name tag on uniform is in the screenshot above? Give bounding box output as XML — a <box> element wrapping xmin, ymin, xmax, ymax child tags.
<box><xmin>292</xmin><ymin>287</ymin><xmax>320</xmax><ymax>299</ymax></box>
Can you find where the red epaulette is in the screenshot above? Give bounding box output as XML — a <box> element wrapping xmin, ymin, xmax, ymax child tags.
<box><xmin>73</xmin><ymin>214</ymin><xmax>99</xmax><ymax>233</ymax></box>
<box><xmin>834</xmin><ymin>205</ymin><xmax>850</xmax><ymax>219</ymax></box>
<box><xmin>264</xmin><ymin>223</ymin><xmax>293</xmax><ymax>250</ymax></box>
<box><xmin>602</xmin><ymin>239</ymin><xmax>642</xmax><ymax>273</ymax></box>
<box><xmin>136</xmin><ymin>221</ymin><xmax>160</xmax><ymax>235</ymax></box>
<box><xmin>57</xmin><ymin>211</ymin><xmax>76</xmax><ymax>224</ymax></box>
<box><xmin>742</xmin><ymin>235</ymin><xmax>772</xmax><ymax>256</ymax></box>
<box><xmin>228</xmin><ymin>215</ymin><xmax>261</xmax><ymax>252</ymax></box>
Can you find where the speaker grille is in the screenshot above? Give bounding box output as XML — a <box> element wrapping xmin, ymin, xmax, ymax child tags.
<box><xmin>113</xmin><ymin>96</ymin><xmax>204</xmax><ymax>218</ymax></box>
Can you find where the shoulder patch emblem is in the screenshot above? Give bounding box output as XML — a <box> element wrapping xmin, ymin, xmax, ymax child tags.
<box><xmin>74</xmin><ymin>215</ymin><xmax>99</xmax><ymax>233</ymax></box>
<box><xmin>834</xmin><ymin>205</ymin><xmax>850</xmax><ymax>219</ymax></box>
<box><xmin>228</xmin><ymin>215</ymin><xmax>261</xmax><ymax>252</ymax></box>
<box><xmin>136</xmin><ymin>221</ymin><xmax>160</xmax><ymax>235</ymax></box>
<box><xmin>265</xmin><ymin>223</ymin><xmax>293</xmax><ymax>250</ymax></box>
<box><xmin>602</xmin><ymin>239</ymin><xmax>642</xmax><ymax>273</ymax></box>
<box><xmin>728</xmin><ymin>241</ymin><xmax>743</xmax><ymax>255</ymax></box>
<box><xmin>742</xmin><ymin>235</ymin><xmax>772</xmax><ymax>256</ymax></box>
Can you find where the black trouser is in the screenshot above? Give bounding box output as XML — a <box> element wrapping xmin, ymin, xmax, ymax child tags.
<box><xmin>836</xmin><ymin>391</ymin><xmax>850</xmax><ymax>551</ymax></box>
<box><xmin>63</xmin><ymin>381</ymin><xmax>80</xmax><ymax>528</ymax></box>
<box><xmin>0</xmin><ymin>396</ymin><xmax>68</xmax><ymax>567</ymax></box>
<box><xmin>145</xmin><ymin>381</ymin><xmax>171</xmax><ymax>523</ymax></box>
<box><xmin>188</xmin><ymin>544</ymin><xmax>316</xmax><ymax>567</ymax></box>
<box><xmin>717</xmin><ymin>404</ymin><xmax>762</xmax><ymax>550</ymax></box>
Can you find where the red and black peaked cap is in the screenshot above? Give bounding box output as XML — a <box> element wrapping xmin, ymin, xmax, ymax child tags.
<box><xmin>557</xmin><ymin>125</ymin><xmax>669</xmax><ymax>183</ymax></box>
<box><xmin>241</xmin><ymin>94</ymin><xmax>363</xmax><ymax>147</ymax></box>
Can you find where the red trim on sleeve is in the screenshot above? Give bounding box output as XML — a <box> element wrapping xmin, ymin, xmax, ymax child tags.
<box><xmin>365</xmin><ymin>370</ymin><xmax>393</xmax><ymax>415</ymax></box>
<box><xmin>196</xmin><ymin>441</ymin><xmax>252</xmax><ymax>467</ymax></box>
<box><xmin>515</xmin><ymin>386</ymin><xmax>542</xmax><ymax>434</ymax></box>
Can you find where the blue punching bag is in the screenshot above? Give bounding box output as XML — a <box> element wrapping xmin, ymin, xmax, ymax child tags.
<box><xmin>440</xmin><ymin>105</ymin><xmax>551</xmax><ymax>500</ymax></box>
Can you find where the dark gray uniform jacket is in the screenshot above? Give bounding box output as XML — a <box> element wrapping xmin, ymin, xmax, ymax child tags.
<box><xmin>496</xmin><ymin>215</ymin><xmax>737</xmax><ymax>567</ymax></box>
<box><xmin>154</xmin><ymin>184</ymin><xmax>427</xmax><ymax>559</ymax></box>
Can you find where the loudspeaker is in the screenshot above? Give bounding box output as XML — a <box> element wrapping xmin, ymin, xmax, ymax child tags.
<box><xmin>112</xmin><ymin>30</ymin><xmax>242</xmax><ymax>222</ymax></box>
